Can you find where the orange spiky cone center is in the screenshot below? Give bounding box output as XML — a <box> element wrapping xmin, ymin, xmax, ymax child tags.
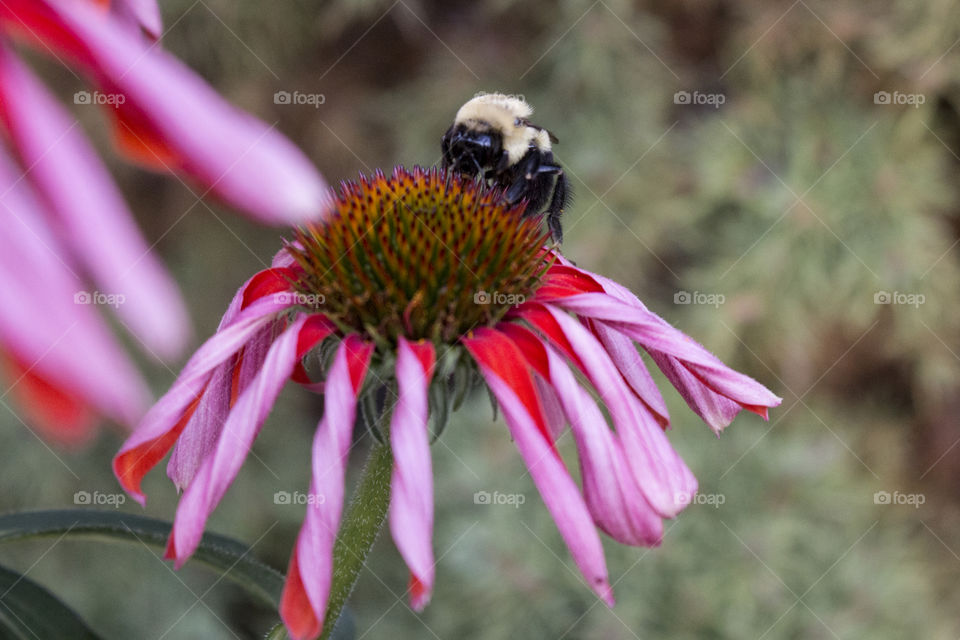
<box><xmin>287</xmin><ymin>167</ymin><xmax>550</xmax><ymax>344</ymax></box>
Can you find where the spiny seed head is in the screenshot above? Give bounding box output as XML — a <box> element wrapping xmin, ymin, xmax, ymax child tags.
<box><xmin>287</xmin><ymin>166</ymin><xmax>550</xmax><ymax>345</ymax></box>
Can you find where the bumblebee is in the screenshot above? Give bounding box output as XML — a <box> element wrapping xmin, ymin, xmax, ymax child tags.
<box><xmin>441</xmin><ymin>93</ymin><xmax>570</xmax><ymax>243</ymax></box>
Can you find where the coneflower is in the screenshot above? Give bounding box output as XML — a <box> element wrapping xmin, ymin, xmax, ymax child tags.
<box><xmin>114</xmin><ymin>167</ymin><xmax>780</xmax><ymax>640</ymax></box>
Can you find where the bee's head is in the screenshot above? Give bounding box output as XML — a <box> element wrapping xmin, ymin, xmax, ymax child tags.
<box><xmin>442</xmin><ymin>123</ymin><xmax>502</xmax><ymax>176</ymax></box>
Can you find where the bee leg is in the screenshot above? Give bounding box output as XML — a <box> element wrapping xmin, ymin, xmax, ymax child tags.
<box><xmin>541</xmin><ymin>168</ymin><xmax>569</xmax><ymax>245</ymax></box>
<box><xmin>504</xmin><ymin>151</ymin><xmax>541</xmax><ymax>205</ymax></box>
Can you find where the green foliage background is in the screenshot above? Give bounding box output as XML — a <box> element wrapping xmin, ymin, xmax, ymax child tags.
<box><xmin>3</xmin><ymin>0</ymin><xmax>960</xmax><ymax>637</ymax></box>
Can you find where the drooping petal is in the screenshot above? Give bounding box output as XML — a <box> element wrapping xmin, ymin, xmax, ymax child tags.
<box><xmin>550</xmin><ymin>293</ymin><xmax>781</xmax><ymax>422</ymax></box>
<box><xmin>0</xmin><ymin>44</ymin><xmax>188</xmax><ymax>358</ymax></box>
<box><xmin>0</xmin><ymin>147</ymin><xmax>150</xmax><ymax>427</ymax></box>
<box><xmin>588</xmin><ymin>320</ymin><xmax>670</xmax><ymax>428</ymax></box>
<box><xmin>0</xmin><ymin>0</ymin><xmax>332</xmax><ymax>225</ymax></box>
<box><xmin>113</xmin><ymin>295</ymin><xmax>293</xmax><ymax>504</ymax></box>
<box><xmin>165</xmin><ymin>323</ymin><xmax>276</xmax><ymax>491</ymax></box>
<box><xmin>280</xmin><ymin>336</ymin><xmax>372</xmax><ymax>640</ymax></box>
<box><xmin>166</xmin><ymin>314</ymin><xmax>311</xmax><ymax>565</ymax></box>
<box><xmin>500</xmin><ymin>323</ymin><xmax>663</xmax><ymax>545</ymax></box>
<box><xmin>464</xmin><ymin>329</ymin><xmax>614</xmax><ymax>606</ymax></box>
<box><xmin>527</xmin><ymin>305</ymin><xmax>698</xmax><ymax>518</ymax></box>
<box><xmin>388</xmin><ymin>338</ymin><xmax>436</xmax><ymax>611</ymax></box>
<box><xmin>540</xmin><ymin>263</ymin><xmax>781</xmax><ymax>432</ymax></box>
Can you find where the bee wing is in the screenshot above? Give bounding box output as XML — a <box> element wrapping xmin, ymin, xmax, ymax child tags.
<box><xmin>518</xmin><ymin>118</ymin><xmax>559</xmax><ymax>144</ymax></box>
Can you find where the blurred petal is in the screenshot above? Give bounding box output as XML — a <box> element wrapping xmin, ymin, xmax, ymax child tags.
<box><xmin>0</xmin><ymin>348</ymin><xmax>95</xmax><ymax>446</ymax></box>
<box><xmin>0</xmin><ymin>44</ymin><xmax>189</xmax><ymax>358</ymax></box>
<box><xmin>113</xmin><ymin>295</ymin><xmax>292</xmax><ymax>505</ymax></box>
<box><xmin>464</xmin><ymin>328</ymin><xmax>614</xmax><ymax>606</ymax></box>
<box><xmin>0</xmin><ymin>147</ymin><xmax>149</xmax><ymax>427</ymax></box>
<box><xmin>281</xmin><ymin>336</ymin><xmax>372</xmax><ymax>640</ymax></box>
<box><xmin>113</xmin><ymin>0</ymin><xmax>162</xmax><ymax>38</ymax></box>
<box><xmin>0</xmin><ymin>0</ymin><xmax>332</xmax><ymax>225</ymax></box>
<box><xmin>389</xmin><ymin>338</ymin><xmax>436</xmax><ymax>611</ymax></box>
<box><xmin>166</xmin><ymin>314</ymin><xmax>310</xmax><ymax>565</ymax></box>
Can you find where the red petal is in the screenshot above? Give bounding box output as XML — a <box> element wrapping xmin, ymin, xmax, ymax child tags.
<box><xmin>280</xmin><ymin>547</ymin><xmax>323</xmax><ymax>640</ymax></box>
<box><xmin>496</xmin><ymin>323</ymin><xmax>550</xmax><ymax>379</ymax></box>
<box><xmin>112</xmin><ymin>391</ymin><xmax>202</xmax><ymax>500</ymax></box>
<box><xmin>291</xmin><ymin>315</ymin><xmax>337</xmax><ymax>384</ymax></box>
<box><xmin>535</xmin><ymin>265</ymin><xmax>605</xmax><ymax>300</ymax></box>
<box><xmin>241</xmin><ymin>267</ymin><xmax>298</xmax><ymax>309</ymax></box>
<box><xmin>517</xmin><ymin>303</ymin><xmax>585</xmax><ymax>371</ymax></box>
<box><xmin>462</xmin><ymin>328</ymin><xmax>551</xmax><ymax>441</ymax></box>
<box><xmin>343</xmin><ymin>335</ymin><xmax>373</xmax><ymax>393</ymax></box>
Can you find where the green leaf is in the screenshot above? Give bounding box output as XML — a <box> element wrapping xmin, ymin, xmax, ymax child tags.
<box><xmin>0</xmin><ymin>510</ymin><xmax>284</xmax><ymax>607</ymax></box>
<box><xmin>0</xmin><ymin>563</ymin><xmax>102</xmax><ymax>639</ymax></box>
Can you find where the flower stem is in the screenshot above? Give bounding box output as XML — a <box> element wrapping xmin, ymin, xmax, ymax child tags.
<box><xmin>320</xmin><ymin>440</ymin><xmax>393</xmax><ymax>640</ymax></box>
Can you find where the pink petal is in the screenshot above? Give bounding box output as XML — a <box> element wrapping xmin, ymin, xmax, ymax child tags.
<box><xmin>536</xmin><ymin>305</ymin><xmax>697</xmax><ymax>518</ymax></box>
<box><xmin>1</xmin><ymin>0</ymin><xmax>331</xmax><ymax>225</ymax></box>
<box><xmin>281</xmin><ymin>336</ymin><xmax>372</xmax><ymax>639</ymax></box>
<box><xmin>464</xmin><ymin>329</ymin><xmax>614</xmax><ymax>606</ymax></box>
<box><xmin>552</xmin><ymin>293</ymin><xmax>782</xmax><ymax>420</ymax></box>
<box><xmin>388</xmin><ymin>338</ymin><xmax>436</xmax><ymax>611</ymax></box>
<box><xmin>589</xmin><ymin>319</ymin><xmax>670</xmax><ymax>428</ymax></box>
<box><xmin>114</xmin><ymin>295</ymin><xmax>292</xmax><ymax>504</ymax></box>
<box><xmin>0</xmin><ymin>147</ymin><xmax>150</xmax><ymax>426</ymax></box>
<box><xmin>166</xmin><ymin>314</ymin><xmax>310</xmax><ymax>565</ymax></box>
<box><xmin>166</xmin><ymin>324</ymin><xmax>274</xmax><ymax>491</ymax></box>
<box><xmin>0</xmin><ymin>44</ymin><xmax>189</xmax><ymax>359</ymax></box>
<box><xmin>551</xmin><ymin>265</ymin><xmax>781</xmax><ymax>432</ymax></box>
<box><xmin>113</xmin><ymin>0</ymin><xmax>162</xmax><ymax>38</ymax></box>
<box><xmin>500</xmin><ymin>323</ymin><xmax>662</xmax><ymax>546</ymax></box>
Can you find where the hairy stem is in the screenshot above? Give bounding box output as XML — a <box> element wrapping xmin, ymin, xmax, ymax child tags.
<box><xmin>320</xmin><ymin>441</ymin><xmax>393</xmax><ymax>639</ymax></box>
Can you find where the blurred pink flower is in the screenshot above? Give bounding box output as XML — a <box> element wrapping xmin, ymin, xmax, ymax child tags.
<box><xmin>0</xmin><ymin>0</ymin><xmax>330</xmax><ymax>442</ymax></box>
<box><xmin>113</xmin><ymin>168</ymin><xmax>780</xmax><ymax>639</ymax></box>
